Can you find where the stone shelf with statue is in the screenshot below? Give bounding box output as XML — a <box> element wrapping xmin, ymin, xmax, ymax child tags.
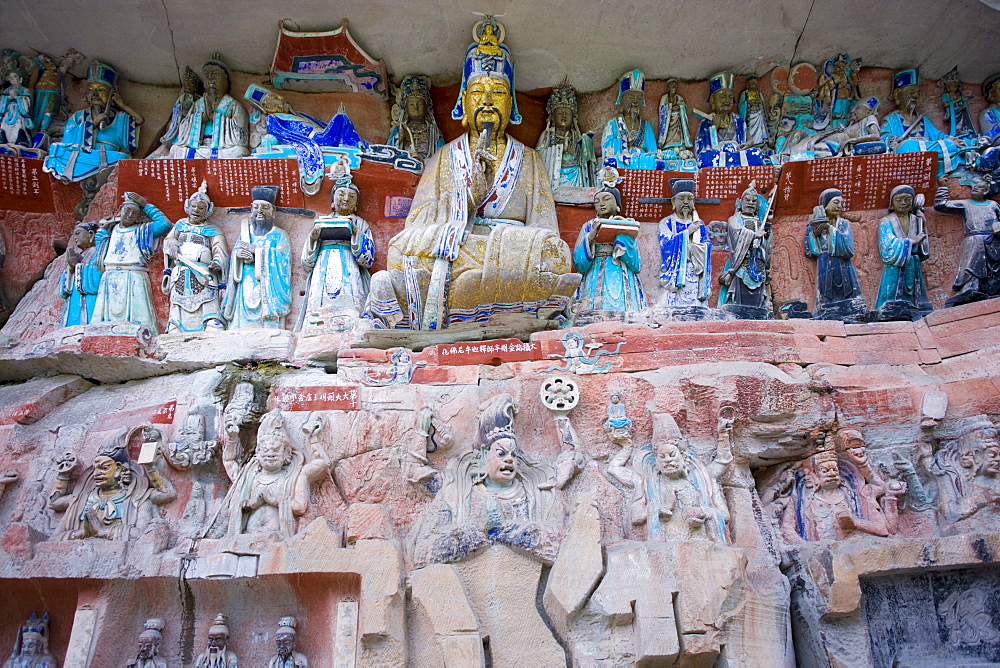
<box><xmin>2</xmin><ymin>14</ymin><xmax>1000</xmax><ymax>668</ymax></box>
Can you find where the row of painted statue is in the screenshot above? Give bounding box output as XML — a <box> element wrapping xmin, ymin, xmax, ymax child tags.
<box><xmin>597</xmin><ymin>64</ymin><xmax>999</xmax><ymax>176</ymax></box>
<box><xmin>4</xmin><ymin>613</ymin><xmax>310</xmax><ymax>667</ymax></box>
<box><xmin>25</xmin><ymin>377</ymin><xmax>1000</xmax><ymax>556</ymax></box>
<box><xmin>29</xmin><ymin>17</ymin><xmax>1000</xmax><ymax>339</ymax></box>
<box><xmin>5</xmin><ymin>35</ymin><xmax>1000</xmax><ymax>193</ymax></box>
<box><xmin>59</xmin><ymin>176</ymin><xmax>373</xmax><ymax>336</ymax></box>
<box><xmin>56</xmin><ymin>168</ymin><xmax>1000</xmax><ymax>339</ymax></box>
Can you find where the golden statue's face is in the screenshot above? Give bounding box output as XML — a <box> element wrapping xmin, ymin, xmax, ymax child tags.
<box><xmin>714</xmin><ymin>90</ymin><xmax>734</xmax><ymax>112</ymax></box>
<box><xmin>261</xmin><ymin>93</ymin><xmax>290</xmax><ymax>114</ymax></box>
<box><xmin>462</xmin><ymin>76</ymin><xmax>512</xmax><ymax>136</ymax></box>
<box><xmin>86</xmin><ymin>82</ymin><xmax>111</xmax><ymax>107</ymax></box>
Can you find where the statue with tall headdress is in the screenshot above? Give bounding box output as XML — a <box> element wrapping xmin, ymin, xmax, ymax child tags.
<box><xmin>126</xmin><ymin>618</ymin><xmax>167</xmax><ymax>668</ymax></box>
<box><xmin>602</xmin><ymin>69</ymin><xmax>659</xmax><ymax>169</ymax></box>
<box><xmin>91</xmin><ymin>191</ymin><xmax>172</xmax><ymax>334</ymax></box>
<box><xmin>194</xmin><ymin>614</ymin><xmax>238</xmax><ymax>668</ymax></box>
<box><xmin>616</xmin><ymin>412</ymin><xmax>732</xmax><ymax>542</ymax></box>
<box><xmin>815</xmin><ymin>54</ymin><xmax>861</xmax><ymax>129</ymax></box>
<box><xmin>778</xmin><ymin>430</ymin><xmax>896</xmax><ymax>543</ymax></box>
<box><xmin>296</xmin><ymin>159</ymin><xmax>374</xmax><ymax>335</ymax></box>
<box><xmin>161</xmin><ymin>181</ymin><xmax>229</xmax><ymax>332</ymax></box>
<box><xmin>536</xmin><ymin>82</ymin><xmax>597</xmax><ymax>190</ymax></box>
<box><xmin>169</xmin><ymin>54</ymin><xmax>249</xmax><ymax>159</ymax></box>
<box><xmin>48</xmin><ymin>426</ymin><xmax>176</xmax><ymax>541</ymax></box>
<box><xmin>387</xmin><ymin>74</ymin><xmax>444</xmax><ymax>162</ymax></box>
<box><xmin>941</xmin><ymin>66</ymin><xmax>977</xmax><ymax>140</ymax></box>
<box><xmin>363</xmin><ymin>16</ymin><xmax>580</xmax><ymax>331</ymax></box>
<box><xmin>880</xmin><ymin>68</ymin><xmax>966</xmax><ymax>175</ymax></box>
<box><xmin>43</xmin><ymin>60</ymin><xmax>142</xmax><ymax>182</ymax></box>
<box><xmin>208</xmin><ymin>410</ymin><xmax>331</xmax><ymax>540</ymax></box>
<box><xmin>267</xmin><ymin>616</ymin><xmax>308</xmax><ymax>668</ymax></box>
<box><xmin>409</xmin><ymin>393</ymin><xmax>564</xmax><ymax>567</ymax></box>
<box><xmin>696</xmin><ymin>71</ymin><xmax>767</xmax><ymax>168</ymax></box>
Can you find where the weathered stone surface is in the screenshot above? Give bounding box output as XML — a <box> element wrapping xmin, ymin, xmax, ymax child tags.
<box><xmin>410</xmin><ymin>563</ymin><xmax>484</xmax><ymax>667</ymax></box>
<box><xmin>543</xmin><ymin>494</ymin><xmax>604</xmax><ymax>641</ymax></box>
<box><xmin>453</xmin><ymin>545</ymin><xmax>565</xmax><ymax>666</ymax></box>
<box><xmin>0</xmin><ymin>375</ymin><xmax>92</xmax><ymax>426</ymax></box>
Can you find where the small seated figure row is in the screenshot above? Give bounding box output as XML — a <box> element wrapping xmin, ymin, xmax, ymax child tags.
<box><xmin>60</xmin><ymin>173</ymin><xmax>373</xmax><ymax>336</ymax></box>
<box><xmin>595</xmin><ymin>63</ymin><xmax>995</xmax><ymax>177</ymax></box>
<box><xmin>573</xmin><ymin>173</ymin><xmax>1000</xmax><ymax>322</ymax></box>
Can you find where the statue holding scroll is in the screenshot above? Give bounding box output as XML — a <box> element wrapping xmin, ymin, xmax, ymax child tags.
<box><xmin>297</xmin><ymin>162</ymin><xmax>374</xmax><ymax>334</ymax></box>
<box><xmin>363</xmin><ymin>17</ymin><xmax>580</xmax><ymax>330</ymax></box>
<box><xmin>49</xmin><ymin>427</ymin><xmax>176</xmax><ymax>541</ymax></box>
<box><xmin>572</xmin><ymin>179</ymin><xmax>645</xmax><ymax>314</ymax></box>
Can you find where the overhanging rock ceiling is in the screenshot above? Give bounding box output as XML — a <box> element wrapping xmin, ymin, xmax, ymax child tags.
<box><xmin>1</xmin><ymin>0</ymin><xmax>999</xmax><ymax>90</ymax></box>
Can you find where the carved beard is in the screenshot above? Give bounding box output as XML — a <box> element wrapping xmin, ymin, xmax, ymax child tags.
<box><xmin>200</xmin><ymin>647</ymin><xmax>229</xmax><ymax>668</ymax></box>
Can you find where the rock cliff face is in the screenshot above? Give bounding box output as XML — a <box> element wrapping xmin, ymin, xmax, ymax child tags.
<box><xmin>1</xmin><ymin>58</ymin><xmax>999</xmax><ymax>666</ymax></box>
<box><xmin>0</xmin><ymin>293</ymin><xmax>997</xmax><ymax>666</ymax></box>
